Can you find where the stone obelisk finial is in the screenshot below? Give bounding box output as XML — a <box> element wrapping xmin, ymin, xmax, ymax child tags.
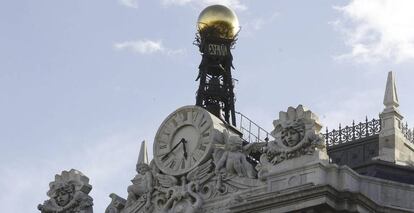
<box><xmin>137</xmin><ymin>140</ymin><xmax>149</xmax><ymax>166</ymax></box>
<box><xmin>383</xmin><ymin>71</ymin><xmax>399</xmax><ymax>111</ymax></box>
<box><xmin>376</xmin><ymin>71</ymin><xmax>414</xmax><ymax>165</ymax></box>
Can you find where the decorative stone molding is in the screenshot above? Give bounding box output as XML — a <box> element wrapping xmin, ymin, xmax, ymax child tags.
<box><xmin>230</xmin><ymin>163</ymin><xmax>414</xmax><ymax>213</ymax></box>
<box><xmin>106</xmin><ymin>128</ymin><xmax>263</xmax><ymax>213</ymax></box>
<box><xmin>257</xmin><ymin>105</ymin><xmax>328</xmax><ymax>179</ymax></box>
<box><xmin>105</xmin><ymin>194</ymin><xmax>126</xmax><ymax>213</ymax></box>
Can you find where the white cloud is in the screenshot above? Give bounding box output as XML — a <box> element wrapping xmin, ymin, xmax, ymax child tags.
<box><xmin>119</xmin><ymin>0</ymin><xmax>139</xmax><ymax>8</ymax></box>
<box><xmin>113</xmin><ymin>39</ymin><xmax>185</xmax><ymax>56</ymax></box>
<box><xmin>114</xmin><ymin>40</ymin><xmax>163</xmax><ymax>54</ymax></box>
<box><xmin>334</xmin><ymin>0</ymin><xmax>414</xmax><ymax>63</ymax></box>
<box><xmin>241</xmin><ymin>12</ymin><xmax>279</xmax><ymax>36</ymax></box>
<box><xmin>162</xmin><ymin>0</ymin><xmax>247</xmax><ymax>11</ymax></box>
<box><xmin>162</xmin><ymin>0</ymin><xmax>192</xmax><ymax>6</ymax></box>
<box><xmin>249</xmin><ymin>18</ymin><xmax>265</xmax><ymax>31</ymax></box>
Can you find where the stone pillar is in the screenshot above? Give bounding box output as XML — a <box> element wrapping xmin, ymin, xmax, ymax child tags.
<box><xmin>377</xmin><ymin>71</ymin><xmax>414</xmax><ymax>165</ymax></box>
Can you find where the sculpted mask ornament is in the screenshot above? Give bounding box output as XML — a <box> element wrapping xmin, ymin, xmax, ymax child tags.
<box><xmin>258</xmin><ymin>105</ymin><xmax>326</xmax><ymax>174</ymax></box>
<box><xmin>38</xmin><ymin>169</ymin><xmax>93</xmax><ymax>213</ymax></box>
<box><xmin>55</xmin><ymin>183</ymin><xmax>74</xmax><ymax>207</ymax></box>
<box><xmin>281</xmin><ymin>124</ymin><xmax>304</xmax><ymax>147</ymax></box>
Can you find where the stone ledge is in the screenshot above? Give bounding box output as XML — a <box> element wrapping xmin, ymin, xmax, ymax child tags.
<box><xmin>257</xmin><ymin>162</ymin><xmax>414</xmax><ymax>212</ymax></box>
<box><xmin>229</xmin><ymin>184</ymin><xmax>411</xmax><ymax>213</ymax></box>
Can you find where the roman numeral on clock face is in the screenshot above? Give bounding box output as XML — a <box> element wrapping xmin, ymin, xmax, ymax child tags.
<box><xmin>173</xmin><ymin>110</ymin><xmax>188</xmax><ymax>126</ymax></box>
<box><xmin>157</xmin><ymin>141</ymin><xmax>169</xmax><ymax>156</ymax></box>
<box><xmin>167</xmin><ymin>160</ymin><xmax>176</xmax><ymax>169</ymax></box>
<box><xmin>159</xmin><ymin>143</ymin><xmax>167</xmax><ymax>149</ymax></box>
<box><xmin>191</xmin><ymin>150</ymin><xmax>203</xmax><ymax>163</ymax></box>
<box><xmin>199</xmin><ymin>144</ymin><xmax>206</xmax><ymax>151</ymax></box>
<box><xmin>191</xmin><ymin>156</ymin><xmax>197</xmax><ymax>164</ymax></box>
<box><xmin>199</xmin><ymin>119</ymin><xmax>207</xmax><ymax>128</ymax></box>
<box><xmin>163</xmin><ymin>157</ymin><xmax>176</xmax><ymax>169</ymax></box>
<box><xmin>164</xmin><ymin>121</ymin><xmax>176</xmax><ymax>134</ymax></box>
<box><xmin>201</xmin><ymin>127</ymin><xmax>210</xmax><ymax>138</ymax></box>
<box><xmin>161</xmin><ymin>154</ymin><xmax>170</xmax><ymax>162</ymax></box>
<box><xmin>159</xmin><ymin>133</ymin><xmax>169</xmax><ymax>143</ymax></box>
<box><xmin>192</xmin><ymin>110</ymin><xmax>206</xmax><ymax>126</ymax></box>
<box><xmin>180</xmin><ymin>158</ymin><xmax>185</xmax><ymax>169</ymax></box>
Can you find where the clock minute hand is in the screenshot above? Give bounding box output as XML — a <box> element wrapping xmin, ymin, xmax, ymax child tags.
<box><xmin>161</xmin><ymin>138</ymin><xmax>185</xmax><ymax>161</ymax></box>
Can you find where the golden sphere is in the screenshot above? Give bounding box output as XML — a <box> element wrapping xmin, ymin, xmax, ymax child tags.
<box><xmin>197</xmin><ymin>5</ymin><xmax>239</xmax><ymax>39</ymax></box>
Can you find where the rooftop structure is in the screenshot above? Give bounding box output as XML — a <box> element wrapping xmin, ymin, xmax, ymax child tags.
<box><xmin>37</xmin><ymin>5</ymin><xmax>414</xmax><ymax>213</ymax></box>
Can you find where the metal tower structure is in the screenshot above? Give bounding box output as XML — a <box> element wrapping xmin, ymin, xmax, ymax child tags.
<box><xmin>194</xmin><ymin>5</ymin><xmax>239</xmax><ymax>126</ymax></box>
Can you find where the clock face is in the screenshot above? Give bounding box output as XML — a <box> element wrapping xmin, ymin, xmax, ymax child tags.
<box><xmin>154</xmin><ymin>106</ymin><xmax>215</xmax><ymax>176</ymax></box>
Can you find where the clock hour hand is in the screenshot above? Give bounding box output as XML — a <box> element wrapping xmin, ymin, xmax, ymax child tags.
<box><xmin>161</xmin><ymin>138</ymin><xmax>186</xmax><ymax>161</ymax></box>
<box><xmin>182</xmin><ymin>139</ymin><xmax>188</xmax><ymax>160</ymax></box>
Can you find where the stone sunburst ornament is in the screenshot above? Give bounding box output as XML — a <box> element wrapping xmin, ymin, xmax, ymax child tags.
<box><xmin>258</xmin><ymin>105</ymin><xmax>327</xmax><ymax>179</ymax></box>
<box><xmin>38</xmin><ymin>169</ymin><xmax>93</xmax><ymax>213</ymax></box>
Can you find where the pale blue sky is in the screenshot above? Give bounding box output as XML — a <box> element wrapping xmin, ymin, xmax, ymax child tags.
<box><xmin>2</xmin><ymin>0</ymin><xmax>414</xmax><ymax>212</ymax></box>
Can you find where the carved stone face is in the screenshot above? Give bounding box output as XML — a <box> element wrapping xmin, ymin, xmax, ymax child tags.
<box><xmin>56</xmin><ymin>189</ymin><xmax>71</xmax><ymax>206</ymax></box>
<box><xmin>281</xmin><ymin>127</ymin><xmax>301</xmax><ymax>147</ymax></box>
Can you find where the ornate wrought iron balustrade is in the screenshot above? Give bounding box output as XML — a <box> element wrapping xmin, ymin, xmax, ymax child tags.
<box><xmin>402</xmin><ymin>123</ymin><xmax>414</xmax><ymax>143</ymax></box>
<box><xmin>324</xmin><ymin>117</ymin><xmax>381</xmax><ymax>147</ymax></box>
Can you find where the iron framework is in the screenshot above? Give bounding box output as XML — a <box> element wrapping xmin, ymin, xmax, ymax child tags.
<box><xmin>194</xmin><ymin>30</ymin><xmax>237</xmax><ymax>126</ymax></box>
<box><xmin>402</xmin><ymin>122</ymin><xmax>414</xmax><ymax>144</ymax></box>
<box><xmin>235</xmin><ymin>111</ymin><xmax>273</xmax><ymax>143</ymax></box>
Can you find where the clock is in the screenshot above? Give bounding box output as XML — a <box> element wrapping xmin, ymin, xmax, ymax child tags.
<box><xmin>153</xmin><ymin>105</ymin><xmax>225</xmax><ymax>176</ymax></box>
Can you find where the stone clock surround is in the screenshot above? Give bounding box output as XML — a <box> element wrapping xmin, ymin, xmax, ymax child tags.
<box><xmin>153</xmin><ymin>105</ymin><xmax>229</xmax><ymax>176</ymax></box>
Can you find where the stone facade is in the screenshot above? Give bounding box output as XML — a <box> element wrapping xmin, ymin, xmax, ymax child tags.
<box><xmin>39</xmin><ymin>72</ymin><xmax>414</xmax><ymax>213</ymax></box>
<box><xmin>231</xmin><ymin>162</ymin><xmax>414</xmax><ymax>213</ymax></box>
<box><xmin>101</xmin><ymin>100</ymin><xmax>414</xmax><ymax>213</ymax></box>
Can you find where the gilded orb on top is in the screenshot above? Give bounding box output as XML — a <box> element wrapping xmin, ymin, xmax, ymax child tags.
<box><xmin>197</xmin><ymin>5</ymin><xmax>239</xmax><ymax>39</ymax></box>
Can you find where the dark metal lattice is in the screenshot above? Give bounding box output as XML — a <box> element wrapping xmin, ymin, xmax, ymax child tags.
<box><xmin>194</xmin><ymin>30</ymin><xmax>237</xmax><ymax>126</ymax></box>
<box><xmin>324</xmin><ymin>117</ymin><xmax>381</xmax><ymax>147</ymax></box>
<box><xmin>402</xmin><ymin>122</ymin><xmax>414</xmax><ymax>143</ymax></box>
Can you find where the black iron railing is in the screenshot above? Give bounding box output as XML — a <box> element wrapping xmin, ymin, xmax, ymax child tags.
<box><xmin>324</xmin><ymin>117</ymin><xmax>381</xmax><ymax>147</ymax></box>
<box><xmin>234</xmin><ymin>112</ymin><xmax>414</xmax><ymax>147</ymax></box>
<box><xmin>402</xmin><ymin>123</ymin><xmax>414</xmax><ymax>144</ymax></box>
<box><xmin>235</xmin><ymin>111</ymin><xmax>273</xmax><ymax>143</ymax></box>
